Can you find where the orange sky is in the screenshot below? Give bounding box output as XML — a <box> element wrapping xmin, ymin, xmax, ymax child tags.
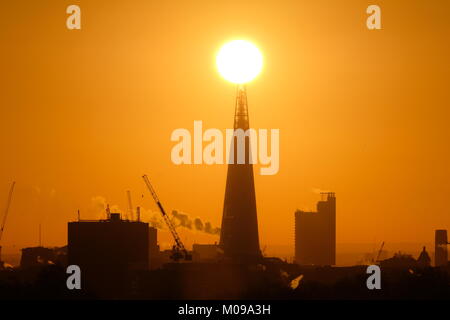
<box><xmin>0</xmin><ymin>0</ymin><xmax>449</xmax><ymax>258</ymax></box>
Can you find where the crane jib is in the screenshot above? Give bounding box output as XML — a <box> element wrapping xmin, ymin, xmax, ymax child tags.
<box><xmin>142</xmin><ymin>174</ymin><xmax>191</xmax><ymax>261</ymax></box>
<box><xmin>157</xmin><ymin>202</ymin><xmax>167</xmax><ymax>216</ymax></box>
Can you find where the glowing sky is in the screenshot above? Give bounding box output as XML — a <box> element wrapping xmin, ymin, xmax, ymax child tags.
<box><xmin>0</xmin><ymin>0</ymin><xmax>449</xmax><ymax>261</ymax></box>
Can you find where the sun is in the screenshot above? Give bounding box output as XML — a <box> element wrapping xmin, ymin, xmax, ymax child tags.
<box><xmin>216</xmin><ymin>40</ymin><xmax>263</xmax><ymax>84</ymax></box>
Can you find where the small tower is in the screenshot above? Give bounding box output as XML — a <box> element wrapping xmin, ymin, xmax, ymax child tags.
<box><xmin>435</xmin><ymin>230</ymin><xmax>448</xmax><ymax>267</ymax></box>
<box><xmin>417</xmin><ymin>246</ymin><xmax>431</xmax><ymax>267</ymax></box>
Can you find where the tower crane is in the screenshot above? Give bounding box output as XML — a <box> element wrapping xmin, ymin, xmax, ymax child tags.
<box><xmin>375</xmin><ymin>241</ymin><xmax>385</xmax><ymax>263</ymax></box>
<box><xmin>142</xmin><ymin>175</ymin><xmax>192</xmax><ymax>261</ymax></box>
<box><xmin>0</xmin><ymin>181</ymin><xmax>16</xmax><ymax>264</ymax></box>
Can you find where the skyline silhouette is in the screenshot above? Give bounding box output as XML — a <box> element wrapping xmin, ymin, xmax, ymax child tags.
<box><xmin>0</xmin><ymin>0</ymin><xmax>449</xmax><ymax>302</ymax></box>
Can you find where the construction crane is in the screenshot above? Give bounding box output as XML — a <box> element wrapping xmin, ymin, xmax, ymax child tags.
<box><xmin>127</xmin><ymin>190</ymin><xmax>134</xmax><ymax>221</ymax></box>
<box><xmin>142</xmin><ymin>175</ymin><xmax>191</xmax><ymax>261</ymax></box>
<box><xmin>375</xmin><ymin>241</ymin><xmax>385</xmax><ymax>263</ymax></box>
<box><xmin>0</xmin><ymin>181</ymin><xmax>16</xmax><ymax>263</ymax></box>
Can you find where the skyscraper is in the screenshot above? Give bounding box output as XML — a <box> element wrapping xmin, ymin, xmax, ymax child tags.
<box><xmin>220</xmin><ymin>85</ymin><xmax>261</xmax><ymax>261</ymax></box>
<box><xmin>295</xmin><ymin>192</ymin><xmax>336</xmax><ymax>265</ymax></box>
<box><xmin>435</xmin><ymin>229</ymin><xmax>448</xmax><ymax>267</ymax></box>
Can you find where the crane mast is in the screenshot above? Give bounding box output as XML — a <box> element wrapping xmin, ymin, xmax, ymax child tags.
<box><xmin>0</xmin><ymin>182</ymin><xmax>15</xmax><ymax>243</ymax></box>
<box><xmin>0</xmin><ymin>181</ymin><xmax>15</xmax><ymax>265</ymax></box>
<box><xmin>142</xmin><ymin>175</ymin><xmax>191</xmax><ymax>261</ymax></box>
<box><xmin>375</xmin><ymin>241</ymin><xmax>385</xmax><ymax>263</ymax></box>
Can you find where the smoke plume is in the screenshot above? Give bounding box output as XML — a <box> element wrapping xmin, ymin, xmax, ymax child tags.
<box><xmin>172</xmin><ymin>210</ymin><xmax>220</xmax><ymax>235</ymax></box>
<box><xmin>87</xmin><ymin>196</ymin><xmax>220</xmax><ymax>235</ymax></box>
<box><xmin>312</xmin><ymin>187</ymin><xmax>331</xmax><ymax>194</ymax></box>
<box><xmin>89</xmin><ymin>196</ymin><xmax>121</xmax><ymax>220</ymax></box>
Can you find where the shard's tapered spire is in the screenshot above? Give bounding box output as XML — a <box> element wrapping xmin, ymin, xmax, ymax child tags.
<box><xmin>220</xmin><ymin>85</ymin><xmax>261</xmax><ymax>261</ymax></box>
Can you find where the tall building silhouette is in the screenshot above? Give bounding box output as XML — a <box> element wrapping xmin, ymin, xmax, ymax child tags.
<box><xmin>295</xmin><ymin>192</ymin><xmax>336</xmax><ymax>265</ymax></box>
<box><xmin>220</xmin><ymin>85</ymin><xmax>261</xmax><ymax>261</ymax></box>
<box><xmin>68</xmin><ymin>213</ymin><xmax>158</xmax><ymax>296</ymax></box>
<box><xmin>435</xmin><ymin>229</ymin><xmax>448</xmax><ymax>267</ymax></box>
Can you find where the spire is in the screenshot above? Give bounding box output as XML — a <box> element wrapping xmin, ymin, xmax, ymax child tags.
<box><xmin>417</xmin><ymin>246</ymin><xmax>431</xmax><ymax>267</ymax></box>
<box><xmin>234</xmin><ymin>85</ymin><xmax>249</xmax><ymax>130</ymax></box>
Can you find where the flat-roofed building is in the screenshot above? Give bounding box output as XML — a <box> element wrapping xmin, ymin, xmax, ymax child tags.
<box><xmin>295</xmin><ymin>193</ymin><xmax>336</xmax><ymax>266</ymax></box>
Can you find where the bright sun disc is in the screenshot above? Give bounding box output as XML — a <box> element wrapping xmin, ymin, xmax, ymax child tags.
<box><xmin>216</xmin><ymin>40</ymin><xmax>263</xmax><ymax>84</ymax></box>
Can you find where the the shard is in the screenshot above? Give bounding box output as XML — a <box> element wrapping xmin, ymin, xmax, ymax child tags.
<box><xmin>219</xmin><ymin>85</ymin><xmax>261</xmax><ymax>262</ymax></box>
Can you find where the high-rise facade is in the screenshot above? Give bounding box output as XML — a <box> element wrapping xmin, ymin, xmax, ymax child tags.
<box><xmin>435</xmin><ymin>229</ymin><xmax>448</xmax><ymax>267</ymax></box>
<box><xmin>295</xmin><ymin>192</ymin><xmax>336</xmax><ymax>265</ymax></box>
<box><xmin>219</xmin><ymin>85</ymin><xmax>261</xmax><ymax>261</ymax></box>
<box><xmin>67</xmin><ymin>213</ymin><xmax>158</xmax><ymax>296</ymax></box>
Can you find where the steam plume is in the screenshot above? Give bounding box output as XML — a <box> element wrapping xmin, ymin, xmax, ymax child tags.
<box><xmin>172</xmin><ymin>210</ymin><xmax>220</xmax><ymax>235</ymax></box>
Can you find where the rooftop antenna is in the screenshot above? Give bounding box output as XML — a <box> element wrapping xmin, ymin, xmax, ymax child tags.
<box><xmin>136</xmin><ymin>206</ymin><xmax>141</xmax><ymax>222</ymax></box>
<box><xmin>39</xmin><ymin>224</ymin><xmax>42</xmax><ymax>247</ymax></box>
<box><xmin>127</xmin><ymin>190</ymin><xmax>134</xmax><ymax>221</ymax></box>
